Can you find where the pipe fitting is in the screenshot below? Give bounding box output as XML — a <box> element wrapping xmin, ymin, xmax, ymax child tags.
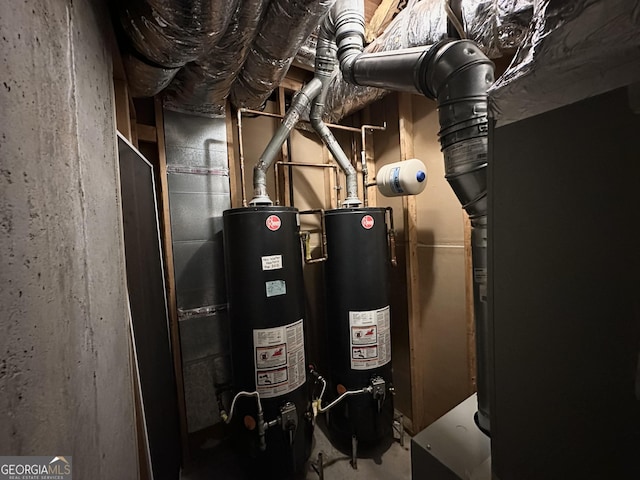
<box><xmin>330</xmin><ymin>1</ymin><xmax>365</xmax><ymax>84</ymax></box>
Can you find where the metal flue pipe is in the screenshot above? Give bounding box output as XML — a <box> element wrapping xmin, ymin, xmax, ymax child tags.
<box><xmin>250</xmin><ymin>78</ymin><xmax>323</xmax><ymax>205</ymax></box>
<box><xmin>309</xmin><ymin>16</ymin><xmax>361</xmax><ymax>206</ymax></box>
<box><xmin>327</xmin><ymin>0</ymin><xmax>495</xmax><ymax>433</ymax></box>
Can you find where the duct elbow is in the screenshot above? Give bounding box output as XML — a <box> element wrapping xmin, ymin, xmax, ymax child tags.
<box><xmin>415</xmin><ymin>40</ymin><xmax>494</xmax><ymax>222</ymax></box>
<box><xmin>419</xmin><ymin>40</ymin><xmax>494</xmax><ymax>101</ymax></box>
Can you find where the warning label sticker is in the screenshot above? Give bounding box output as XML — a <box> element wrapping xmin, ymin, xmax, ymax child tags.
<box><xmin>349</xmin><ymin>306</ymin><xmax>391</xmax><ymax>370</ymax></box>
<box><xmin>256</xmin><ymin>344</ymin><xmax>287</xmax><ymax>369</ymax></box>
<box><xmin>261</xmin><ymin>254</ymin><xmax>283</xmax><ymax>271</ymax></box>
<box><xmin>351</xmin><ymin>325</ymin><xmax>377</xmax><ymax>345</ymax></box>
<box><xmin>257</xmin><ymin>367</ymin><xmax>288</xmax><ymax>387</ymax></box>
<box><xmin>352</xmin><ymin>345</ymin><xmax>378</xmax><ymax>359</ymax></box>
<box><xmin>253</xmin><ymin>319</ymin><xmax>305</xmax><ymax>398</ymax></box>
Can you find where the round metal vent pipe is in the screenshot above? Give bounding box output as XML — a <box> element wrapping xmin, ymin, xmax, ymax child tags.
<box><xmin>326</xmin><ymin>0</ymin><xmax>495</xmax><ymax>433</ymax></box>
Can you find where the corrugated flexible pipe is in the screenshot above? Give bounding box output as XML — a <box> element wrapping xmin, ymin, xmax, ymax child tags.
<box><xmin>250</xmin><ymin>78</ymin><xmax>323</xmax><ymax>205</ymax></box>
<box><xmin>309</xmin><ymin>16</ymin><xmax>361</xmax><ymax>206</ymax></box>
<box><xmin>328</xmin><ymin>0</ymin><xmax>495</xmax><ymax>434</ymax></box>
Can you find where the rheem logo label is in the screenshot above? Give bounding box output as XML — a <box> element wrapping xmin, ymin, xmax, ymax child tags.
<box><xmin>266</xmin><ymin>215</ymin><xmax>281</xmax><ymax>231</ymax></box>
<box><xmin>361</xmin><ymin>215</ymin><xmax>375</xmax><ymax>230</ymax></box>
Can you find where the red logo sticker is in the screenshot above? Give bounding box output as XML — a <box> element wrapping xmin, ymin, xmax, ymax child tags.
<box><xmin>361</xmin><ymin>215</ymin><xmax>375</xmax><ymax>230</ymax></box>
<box><xmin>266</xmin><ymin>215</ymin><xmax>281</xmax><ymax>231</ymax></box>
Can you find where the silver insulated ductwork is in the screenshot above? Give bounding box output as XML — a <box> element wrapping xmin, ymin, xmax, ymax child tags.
<box><xmin>164</xmin><ymin>0</ymin><xmax>270</xmax><ymax>115</ymax></box>
<box><xmin>230</xmin><ymin>0</ymin><xmax>335</xmax><ymax>110</ymax></box>
<box><xmin>117</xmin><ymin>0</ymin><xmax>237</xmax><ymax>97</ymax></box>
<box><xmin>323</xmin><ymin>0</ymin><xmax>495</xmax><ymax>433</ymax></box>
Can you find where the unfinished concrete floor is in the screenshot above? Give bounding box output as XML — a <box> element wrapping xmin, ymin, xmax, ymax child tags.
<box><xmin>181</xmin><ymin>417</ymin><xmax>411</xmax><ymax>480</ymax></box>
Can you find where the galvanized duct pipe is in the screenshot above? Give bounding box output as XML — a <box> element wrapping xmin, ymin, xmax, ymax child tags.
<box><xmin>164</xmin><ymin>0</ymin><xmax>270</xmax><ymax>115</ymax></box>
<box><xmin>328</xmin><ymin>0</ymin><xmax>495</xmax><ymax>433</ymax></box>
<box><xmin>250</xmin><ymin>78</ymin><xmax>324</xmax><ymax>205</ymax></box>
<box><xmin>309</xmin><ymin>16</ymin><xmax>361</xmax><ymax>206</ymax></box>
<box><xmin>230</xmin><ymin>0</ymin><xmax>335</xmax><ymax>110</ymax></box>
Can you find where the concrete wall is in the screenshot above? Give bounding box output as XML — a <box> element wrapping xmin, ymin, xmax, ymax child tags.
<box><xmin>0</xmin><ymin>0</ymin><xmax>137</xmax><ymax>477</ymax></box>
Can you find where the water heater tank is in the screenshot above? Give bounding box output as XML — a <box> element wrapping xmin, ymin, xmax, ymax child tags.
<box><xmin>323</xmin><ymin>207</ymin><xmax>395</xmax><ymax>447</ymax></box>
<box><xmin>222</xmin><ymin>206</ymin><xmax>312</xmax><ymax>476</ymax></box>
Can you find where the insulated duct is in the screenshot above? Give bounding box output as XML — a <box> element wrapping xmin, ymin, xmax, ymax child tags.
<box><xmin>117</xmin><ymin>0</ymin><xmax>237</xmax><ymax>68</ymax></box>
<box><xmin>116</xmin><ymin>0</ymin><xmax>237</xmax><ymax>98</ymax></box>
<box><xmin>461</xmin><ymin>0</ymin><xmax>534</xmax><ymax>58</ymax></box>
<box><xmin>122</xmin><ymin>52</ymin><xmax>179</xmax><ymax>98</ymax></box>
<box><xmin>327</xmin><ymin>0</ymin><xmax>495</xmax><ymax>433</ymax></box>
<box><xmin>230</xmin><ymin>0</ymin><xmax>335</xmax><ymax>110</ymax></box>
<box><xmin>164</xmin><ymin>0</ymin><xmax>270</xmax><ymax>115</ymax></box>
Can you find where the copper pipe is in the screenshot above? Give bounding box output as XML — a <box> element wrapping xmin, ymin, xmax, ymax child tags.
<box><xmin>275</xmin><ymin>161</ymin><xmax>340</xmax><ymax>207</ymax></box>
<box><xmin>274</xmin><ymin>157</ymin><xmax>280</xmax><ymax>205</ymax></box>
<box><xmin>239</xmin><ymin>107</ymin><xmax>366</xmax><ymax>133</ymax></box>
<box><xmin>299</xmin><ymin>209</ymin><xmax>327</xmax><ymax>264</ymax></box>
<box><xmin>360</xmin><ymin>122</ymin><xmax>386</xmax><ymax>207</ymax></box>
<box><xmin>236</xmin><ymin>109</ymin><xmax>248</xmax><ymax>207</ymax></box>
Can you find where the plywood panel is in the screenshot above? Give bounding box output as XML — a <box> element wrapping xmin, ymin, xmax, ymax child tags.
<box><xmin>239</xmin><ymin>101</ymin><xmax>279</xmax><ymax>203</ymax></box>
<box><xmin>371</xmin><ymin>93</ymin><xmax>412</xmax><ymax>423</ymax></box>
<box><xmin>416</xmin><ymin>245</ymin><xmax>469</xmax><ymax>425</ymax></box>
<box><xmin>411</xmin><ymin>96</ymin><xmax>465</xmax><ymax>246</ymax></box>
<box><xmin>290</xmin><ymin>128</ymin><xmax>327</xmax><ymax>212</ymax></box>
<box><xmin>370</xmin><ymin>92</ymin><xmax>471</xmax><ymax>432</ymax></box>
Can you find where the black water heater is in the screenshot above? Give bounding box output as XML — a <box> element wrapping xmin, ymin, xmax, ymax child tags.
<box><xmin>223</xmin><ymin>206</ymin><xmax>311</xmax><ymax>476</ymax></box>
<box><xmin>324</xmin><ymin>207</ymin><xmax>394</xmax><ymax>446</ymax></box>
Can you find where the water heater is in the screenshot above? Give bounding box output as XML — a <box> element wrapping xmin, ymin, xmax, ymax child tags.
<box><xmin>222</xmin><ymin>206</ymin><xmax>312</xmax><ymax>476</ymax></box>
<box><xmin>323</xmin><ymin>207</ymin><xmax>395</xmax><ymax>449</ymax></box>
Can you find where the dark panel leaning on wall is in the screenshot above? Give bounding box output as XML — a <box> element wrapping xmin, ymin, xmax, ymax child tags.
<box><xmin>118</xmin><ymin>136</ymin><xmax>181</xmax><ymax>479</ymax></box>
<box><xmin>163</xmin><ymin>109</ymin><xmax>233</xmax><ymax>433</ymax></box>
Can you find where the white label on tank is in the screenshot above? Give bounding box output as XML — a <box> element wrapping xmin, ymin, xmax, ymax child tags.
<box><xmin>253</xmin><ymin>319</ymin><xmax>306</xmax><ymax>398</ymax></box>
<box><xmin>261</xmin><ymin>254</ymin><xmax>283</xmax><ymax>271</ymax></box>
<box><xmin>349</xmin><ymin>306</ymin><xmax>391</xmax><ymax>370</ymax></box>
<box><xmin>390</xmin><ymin>167</ymin><xmax>404</xmax><ymax>193</ymax></box>
<box><xmin>265</xmin><ymin>280</ymin><xmax>286</xmax><ymax>297</ymax></box>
